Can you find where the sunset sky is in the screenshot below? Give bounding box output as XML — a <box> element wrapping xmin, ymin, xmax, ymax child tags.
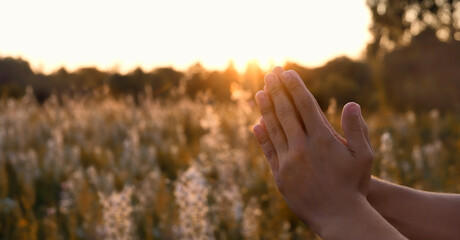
<box><xmin>0</xmin><ymin>0</ymin><xmax>371</xmax><ymax>73</ymax></box>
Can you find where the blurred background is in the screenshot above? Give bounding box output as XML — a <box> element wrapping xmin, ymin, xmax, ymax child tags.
<box><xmin>0</xmin><ymin>0</ymin><xmax>459</xmax><ymax>239</ymax></box>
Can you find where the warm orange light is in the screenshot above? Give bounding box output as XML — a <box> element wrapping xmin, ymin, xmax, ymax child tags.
<box><xmin>0</xmin><ymin>0</ymin><xmax>371</xmax><ymax>73</ymax></box>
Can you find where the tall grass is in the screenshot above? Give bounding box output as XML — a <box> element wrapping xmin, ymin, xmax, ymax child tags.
<box><xmin>1</xmin><ymin>88</ymin><xmax>459</xmax><ymax>239</ymax></box>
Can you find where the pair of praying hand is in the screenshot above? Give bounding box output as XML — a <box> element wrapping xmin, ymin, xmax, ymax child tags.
<box><xmin>252</xmin><ymin>67</ymin><xmax>460</xmax><ymax>240</ymax></box>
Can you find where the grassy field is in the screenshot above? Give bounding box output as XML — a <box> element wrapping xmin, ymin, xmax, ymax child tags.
<box><xmin>1</xmin><ymin>88</ymin><xmax>460</xmax><ymax>240</ymax></box>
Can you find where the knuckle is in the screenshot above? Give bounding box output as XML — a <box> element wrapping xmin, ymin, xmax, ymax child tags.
<box><xmin>264</xmin><ymin>149</ymin><xmax>276</xmax><ymax>162</ymax></box>
<box><xmin>277</xmin><ymin>166</ymin><xmax>289</xmax><ymax>188</ymax></box>
<box><xmin>258</xmin><ymin>133</ymin><xmax>269</xmax><ymax>144</ymax></box>
<box><xmin>284</xmin><ymin>71</ymin><xmax>301</xmax><ymax>88</ymax></box>
<box><xmin>259</xmin><ymin>104</ymin><xmax>273</xmax><ymax>115</ymax></box>
<box><xmin>348</xmin><ymin>127</ymin><xmax>362</xmax><ymax>135</ymax></box>
<box><xmin>287</xmin><ymin>141</ymin><xmax>307</xmax><ymax>160</ymax></box>
<box><xmin>276</xmin><ymin>177</ymin><xmax>285</xmax><ymax>193</ymax></box>
<box><xmin>276</xmin><ymin>162</ymin><xmax>295</xmax><ymax>194</ymax></box>
<box><xmin>345</xmin><ymin>123</ymin><xmax>362</xmax><ymax>135</ymax></box>
<box><xmin>314</xmin><ymin>133</ymin><xmax>335</xmax><ymax>146</ymax></box>
<box><xmin>287</xmin><ymin>80</ymin><xmax>303</xmax><ymax>93</ymax></box>
<box><xmin>268</xmin><ymin>85</ymin><xmax>282</xmax><ymax>97</ymax></box>
<box><xmin>287</xmin><ymin>149</ymin><xmax>304</xmax><ymax>162</ymax></box>
<box><xmin>363</xmin><ymin>151</ymin><xmax>374</xmax><ymax>163</ymax></box>
<box><xmin>276</xmin><ymin>107</ymin><xmax>294</xmax><ymax>120</ymax></box>
<box><xmin>298</xmin><ymin>97</ymin><xmax>315</xmax><ymax>113</ymax></box>
<box><xmin>285</xmin><ymin>76</ymin><xmax>301</xmax><ymax>91</ymax></box>
<box><xmin>268</xmin><ymin>124</ymin><xmax>281</xmax><ymax>138</ymax></box>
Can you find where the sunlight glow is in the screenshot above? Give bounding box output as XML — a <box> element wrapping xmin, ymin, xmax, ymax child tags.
<box><xmin>0</xmin><ymin>0</ymin><xmax>371</xmax><ymax>73</ymax></box>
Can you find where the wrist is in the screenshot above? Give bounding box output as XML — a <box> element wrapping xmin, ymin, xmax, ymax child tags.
<box><xmin>296</xmin><ymin>193</ymin><xmax>369</xmax><ymax>238</ymax></box>
<box><xmin>314</xmin><ymin>194</ymin><xmax>369</xmax><ymax>239</ymax></box>
<box><xmin>310</xmin><ymin>193</ymin><xmax>406</xmax><ymax>240</ymax></box>
<box><xmin>367</xmin><ymin>176</ymin><xmax>381</xmax><ymax>204</ymax></box>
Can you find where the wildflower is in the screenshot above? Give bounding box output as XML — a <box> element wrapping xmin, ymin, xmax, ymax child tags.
<box><xmin>326</xmin><ymin>98</ymin><xmax>337</xmax><ymax>121</ymax></box>
<box><xmin>412</xmin><ymin>145</ymin><xmax>424</xmax><ymax>171</ymax></box>
<box><xmin>379</xmin><ymin>132</ymin><xmax>397</xmax><ymax>182</ymax></box>
<box><xmin>174</xmin><ymin>163</ymin><xmax>214</xmax><ymax>240</ymax></box>
<box><xmin>241</xmin><ymin>197</ymin><xmax>261</xmax><ymax>240</ymax></box>
<box><xmin>98</xmin><ymin>186</ymin><xmax>134</xmax><ymax>240</ymax></box>
<box><xmin>423</xmin><ymin>139</ymin><xmax>443</xmax><ymax>168</ymax></box>
<box><xmin>405</xmin><ymin>110</ymin><xmax>416</xmax><ymax>125</ymax></box>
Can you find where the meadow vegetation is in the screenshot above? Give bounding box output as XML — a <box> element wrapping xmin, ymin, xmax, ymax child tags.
<box><xmin>1</xmin><ymin>84</ymin><xmax>460</xmax><ymax>239</ymax></box>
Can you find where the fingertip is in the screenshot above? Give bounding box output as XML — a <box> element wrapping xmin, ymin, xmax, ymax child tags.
<box><xmin>341</xmin><ymin>102</ymin><xmax>369</xmax><ymax>153</ymax></box>
<box><xmin>253</xmin><ymin>124</ymin><xmax>266</xmax><ymax>143</ymax></box>
<box><xmin>281</xmin><ymin>71</ymin><xmax>305</xmax><ymax>92</ymax></box>
<box><xmin>281</xmin><ymin>70</ymin><xmax>291</xmax><ymax>78</ymax></box>
<box><xmin>272</xmin><ymin>66</ymin><xmax>284</xmax><ymax>75</ymax></box>
<box><xmin>343</xmin><ymin>102</ymin><xmax>361</xmax><ymax>116</ymax></box>
<box><xmin>255</xmin><ymin>90</ymin><xmax>267</xmax><ymax>103</ymax></box>
<box><xmin>280</xmin><ymin>70</ymin><xmax>293</xmax><ymax>83</ymax></box>
<box><xmin>253</xmin><ymin>124</ymin><xmax>262</xmax><ymax>135</ymax></box>
<box><xmin>253</xmin><ymin>124</ymin><xmax>261</xmax><ymax>141</ymax></box>
<box><xmin>264</xmin><ymin>73</ymin><xmax>277</xmax><ymax>85</ymax></box>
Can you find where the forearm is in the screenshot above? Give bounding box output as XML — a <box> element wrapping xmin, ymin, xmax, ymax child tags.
<box><xmin>368</xmin><ymin>177</ymin><xmax>460</xmax><ymax>240</ymax></box>
<box><xmin>310</xmin><ymin>195</ymin><xmax>407</xmax><ymax>240</ymax></box>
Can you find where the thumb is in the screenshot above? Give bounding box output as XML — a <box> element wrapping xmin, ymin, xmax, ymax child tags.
<box><xmin>341</xmin><ymin>102</ymin><xmax>370</xmax><ymax>158</ymax></box>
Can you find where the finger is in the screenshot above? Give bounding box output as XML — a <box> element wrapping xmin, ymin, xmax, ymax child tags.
<box><xmin>259</xmin><ymin>115</ymin><xmax>266</xmax><ymax>127</ymax></box>
<box><xmin>341</xmin><ymin>102</ymin><xmax>372</xmax><ymax>160</ymax></box>
<box><xmin>264</xmin><ymin>73</ymin><xmax>304</xmax><ymax>144</ymax></box>
<box><xmin>288</xmin><ymin>70</ymin><xmax>345</xmax><ymax>143</ymax></box>
<box><xmin>278</xmin><ymin>69</ymin><xmax>340</xmax><ymax>142</ymax></box>
<box><xmin>255</xmin><ymin>90</ymin><xmax>288</xmax><ymax>153</ymax></box>
<box><xmin>253</xmin><ymin>123</ymin><xmax>279</xmax><ymax>174</ymax></box>
<box><xmin>272</xmin><ymin>66</ymin><xmax>284</xmax><ymax>76</ymax></box>
<box><xmin>280</xmin><ymin>70</ymin><xmax>329</xmax><ymax>136</ymax></box>
<box><xmin>273</xmin><ymin>68</ymin><xmax>306</xmax><ymax>133</ymax></box>
<box><xmin>360</xmin><ymin>113</ymin><xmax>372</xmax><ymax>151</ymax></box>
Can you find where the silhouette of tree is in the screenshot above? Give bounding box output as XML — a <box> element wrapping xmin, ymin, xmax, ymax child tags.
<box><xmin>285</xmin><ymin>58</ymin><xmax>373</xmax><ymax>110</ymax></box>
<box><xmin>381</xmin><ymin>28</ymin><xmax>460</xmax><ymax>111</ymax></box>
<box><xmin>184</xmin><ymin>62</ymin><xmax>236</xmax><ymax>101</ymax></box>
<box><xmin>185</xmin><ymin>63</ymin><xmax>208</xmax><ymax>99</ymax></box>
<box><xmin>367</xmin><ymin>0</ymin><xmax>459</xmax><ymax>58</ymax></box>
<box><xmin>150</xmin><ymin>67</ymin><xmax>184</xmax><ymax>98</ymax></box>
<box><xmin>310</xmin><ymin>57</ymin><xmax>374</xmax><ymax>110</ymax></box>
<box><xmin>0</xmin><ymin>57</ymin><xmax>34</xmax><ymax>97</ymax></box>
<box><xmin>108</xmin><ymin>73</ymin><xmax>131</xmax><ymax>96</ymax></box>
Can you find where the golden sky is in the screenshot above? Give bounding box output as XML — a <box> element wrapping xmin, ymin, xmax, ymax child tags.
<box><xmin>0</xmin><ymin>0</ymin><xmax>371</xmax><ymax>73</ymax></box>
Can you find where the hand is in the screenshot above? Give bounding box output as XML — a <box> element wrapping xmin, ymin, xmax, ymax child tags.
<box><xmin>253</xmin><ymin>67</ymin><xmax>378</xmax><ymax>237</ymax></box>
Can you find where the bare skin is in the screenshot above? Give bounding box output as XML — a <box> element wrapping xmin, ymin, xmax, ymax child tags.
<box><xmin>254</xmin><ymin>67</ymin><xmax>460</xmax><ymax>239</ymax></box>
<box><xmin>368</xmin><ymin>177</ymin><xmax>460</xmax><ymax>240</ymax></box>
<box><xmin>253</xmin><ymin>67</ymin><xmax>406</xmax><ymax>239</ymax></box>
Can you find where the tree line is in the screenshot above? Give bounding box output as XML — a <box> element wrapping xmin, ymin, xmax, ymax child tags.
<box><xmin>1</xmin><ymin>0</ymin><xmax>459</xmax><ymax>111</ymax></box>
<box><xmin>1</xmin><ymin>28</ymin><xmax>459</xmax><ymax>112</ymax></box>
